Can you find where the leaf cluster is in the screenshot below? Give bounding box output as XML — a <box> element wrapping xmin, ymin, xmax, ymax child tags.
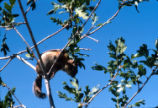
<box><xmin>27</xmin><ymin>0</ymin><xmax>36</xmax><ymax>10</ymax></box>
<box><xmin>0</xmin><ymin>78</ymin><xmax>16</xmax><ymax>108</ymax></box>
<box><xmin>0</xmin><ymin>88</ymin><xmax>15</xmax><ymax>108</ymax></box>
<box><xmin>48</xmin><ymin>0</ymin><xmax>96</xmax><ymax>29</ymax></box>
<box><xmin>129</xmin><ymin>100</ymin><xmax>145</xmax><ymax>108</ymax></box>
<box><xmin>92</xmin><ymin>37</ymin><xmax>158</xmax><ymax>107</ymax></box>
<box><xmin>0</xmin><ymin>33</ymin><xmax>10</xmax><ymax>56</ymax></box>
<box><xmin>58</xmin><ymin>78</ymin><xmax>99</xmax><ymax>108</ymax></box>
<box><xmin>118</xmin><ymin>0</ymin><xmax>149</xmax><ymax>12</ymax></box>
<box><xmin>0</xmin><ymin>0</ymin><xmax>19</xmax><ymax>29</ymax></box>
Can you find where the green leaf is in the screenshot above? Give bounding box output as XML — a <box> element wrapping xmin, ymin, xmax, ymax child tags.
<box><xmin>140</xmin><ymin>56</ymin><xmax>155</xmax><ymax>68</ymax></box>
<box><xmin>75</xmin><ymin>93</ymin><xmax>83</xmax><ymax>102</ymax></box>
<box><xmin>63</xmin><ymin>85</ymin><xmax>75</xmax><ymax>94</ymax></box>
<box><xmin>1</xmin><ymin>35</ymin><xmax>10</xmax><ymax>56</ymax></box>
<box><xmin>48</xmin><ymin>9</ymin><xmax>55</xmax><ymax>15</ymax></box>
<box><xmin>97</xmin><ymin>23</ymin><xmax>103</xmax><ymax>26</ymax></box>
<box><xmin>27</xmin><ymin>0</ymin><xmax>36</xmax><ymax>10</ymax></box>
<box><xmin>116</xmin><ymin>37</ymin><xmax>127</xmax><ymax>54</ymax></box>
<box><xmin>111</xmin><ymin>98</ymin><xmax>117</xmax><ymax>102</ymax></box>
<box><xmin>92</xmin><ymin>64</ymin><xmax>107</xmax><ymax>73</ymax></box>
<box><xmin>57</xmin><ymin>91</ymin><xmax>73</xmax><ymax>101</ymax></box>
<box><xmin>129</xmin><ymin>99</ymin><xmax>145</xmax><ymax>108</ymax></box>
<box><xmin>70</xmin><ymin>78</ymin><xmax>79</xmax><ymax>90</ymax></box>
<box><xmin>12</xmin><ymin>14</ymin><xmax>19</xmax><ymax>17</ymax></box>
<box><xmin>75</xmin><ymin>8</ymin><xmax>88</xmax><ymax>20</ymax></box>
<box><xmin>131</xmin><ymin>53</ymin><xmax>140</xmax><ymax>59</ymax></box>
<box><xmin>0</xmin><ymin>77</ymin><xmax>3</xmax><ymax>85</ymax></box>
<box><xmin>137</xmin><ymin>44</ymin><xmax>149</xmax><ymax>58</ymax></box>
<box><xmin>9</xmin><ymin>0</ymin><xmax>16</xmax><ymax>7</ymax></box>
<box><xmin>138</xmin><ymin>65</ymin><xmax>146</xmax><ymax>77</ymax></box>
<box><xmin>91</xmin><ymin>86</ymin><xmax>99</xmax><ymax>94</ymax></box>
<box><xmin>2</xmin><ymin>88</ymin><xmax>16</xmax><ymax>107</ymax></box>
<box><xmin>108</xmin><ymin>41</ymin><xmax>116</xmax><ymax>52</ymax></box>
<box><xmin>84</xmin><ymin>86</ymin><xmax>90</xmax><ymax>96</ymax></box>
<box><xmin>4</xmin><ymin>2</ymin><xmax>12</xmax><ymax>13</ymax></box>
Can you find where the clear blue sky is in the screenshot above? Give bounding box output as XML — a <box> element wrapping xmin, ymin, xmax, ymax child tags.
<box><xmin>0</xmin><ymin>0</ymin><xmax>158</xmax><ymax>108</ymax></box>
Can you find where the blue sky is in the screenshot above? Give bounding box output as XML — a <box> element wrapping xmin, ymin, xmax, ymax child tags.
<box><xmin>0</xmin><ymin>0</ymin><xmax>158</xmax><ymax>108</ymax></box>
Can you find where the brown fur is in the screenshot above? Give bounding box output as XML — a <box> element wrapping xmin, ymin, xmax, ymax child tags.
<box><xmin>33</xmin><ymin>50</ymin><xmax>78</xmax><ymax>98</ymax></box>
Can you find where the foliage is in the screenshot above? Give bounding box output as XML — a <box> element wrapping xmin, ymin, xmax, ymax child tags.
<box><xmin>58</xmin><ymin>78</ymin><xmax>99</xmax><ymax>108</ymax></box>
<box><xmin>0</xmin><ymin>0</ymin><xmax>157</xmax><ymax>108</ymax></box>
<box><xmin>118</xmin><ymin>0</ymin><xmax>149</xmax><ymax>12</ymax></box>
<box><xmin>48</xmin><ymin>0</ymin><xmax>96</xmax><ymax>27</ymax></box>
<box><xmin>27</xmin><ymin>0</ymin><xmax>36</xmax><ymax>10</ymax></box>
<box><xmin>47</xmin><ymin>0</ymin><xmax>98</xmax><ymax>70</ymax></box>
<box><xmin>0</xmin><ymin>33</ymin><xmax>10</xmax><ymax>56</ymax></box>
<box><xmin>92</xmin><ymin>37</ymin><xmax>158</xmax><ymax>107</ymax></box>
<box><xmin>0</xmin><ymin>78</ymin><xmax>15</xmax><ymax>108</ymax></box>
<box><xmin>0</xmin><ymin>0</ymin><xmax>19</xmax><ymax>29</ymax></box>
<box><xmin>58</xmin><ymin>37</ymin><xmax>158</xmax><ymax>107</ymax></box>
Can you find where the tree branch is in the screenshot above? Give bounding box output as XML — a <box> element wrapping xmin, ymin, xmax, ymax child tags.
<box><xmin>35</xmin><ymin>23</ymin><xmax>68</xmax><ymax>47</ymax></box>
<box><xmin>17</xmin><ymin>0</ymin><xmax>44</xmax><ymax>70</ymax></box>
<box><xmin>16</xmin><ymin>55</ymin><xmax>35</xmax><ymax>70</ymax></box>
<box><xmin>25</xmin><ymin>0</ymin><xmax>37</xmax><ymax>15</ymax></box>
<box><xmin>3</xmin><ymin>83</ymin><xmax>26</xmax><ymax>108</ymax></box>
<box><xmin>13</xmin><ymin>27</ymin><xmax>38</xmax><ymax>61</ymax></box>
<box><xmin>0</xmin><ymin>23</ymin><xmax>68</xmax><ymax>61</ymax></box>
<box><xmin>17</xmin><ymin>0</ymin><xmax>55</xmax><ymax>107</ymax></box>
<box><xmin>0</xmin><ymin>58</ymin><xmax>12</xmax><ymax>72</ymax></box>
<box><xmin>80</xmin><ymin>8</ymin><xmax>121</xmax><ymax>40</ymax></box>
<box><xmin>84</xmin><ymin>69</ymin><xmax>120</xmax><ymax>108</ymax></box>
<box><xmin>44</xmin><ymin>79</ymin><xmax>55</xmax><ymax>108</ymax></box>
<box><xmin>86</xmin><ymin>36</ymin><xmax>99</xmax><ymax>43</ymax></box>
<box><xmin>123</xmin><ymin>67</ymin><xmax>158</xmax><ymax>108</ymax></box>
<box><xmin>81</xmin><ymin>0</ymin><xmax>101</xmax><ymax>28</ymax></box>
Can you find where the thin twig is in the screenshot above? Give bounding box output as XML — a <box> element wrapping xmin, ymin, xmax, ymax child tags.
<box><xmin>17</xmin><ymin>0</ymin><xmax>44</xmax><ymax>69</ymax></box>
<box><xmin>13</xmin><ymin>27</ymin><xmax>31</xmax><ymax>49</ymax></box>
<box><xmin>79</xmin><ymin>48</ymin><xmax>91</xmax><ymax>51</ymax></box>
<box><xmin>25</xmin><ymin>0</ymin><xmax>37</xmax><ymax>15</ymax></box>
<box><xmin>0</xmin><ymin>56</ymin><xmax>11</xmax><ymax>60</ymax></box>
<box><xmin>81</xmin><ymin>0</ymin><xmax>101</xmax><ymax>28</ymax></box>
<box><xmin>0</xmin><ymin>58</ymin><xmax>12</xmax><ymax>72</ymax></box>
<box><xmin>0</xmin><ymin>47</ymin><xmax>89</xmax><ymax>61</ymax></box>
<box><xmin>35</xmin><ymin>23</ymin><xmax>68</xmax><ymax>46</ymax></box>
<box><xmin>13</xmin><ymin>27</ymin><xmax>40</xmax><ymax>69</ymax></box>
<box><xmin>13</xmin><ymin>27</ymin><xmax>36</xmax><ymax>55</ymax></box>
<box><xmin>89</xmin><ymin>8</ymin><xmax>121</xmax><ymax>35</ymax></box>
<box><xmin>123</xmin><ymin>67</ymin><xmax>157</xmax><ymax>108</ymax></box>
<box><xmin>3</xmin><ymin>83</ymin><xmax>26</xmax><ymax>108</ymax></box>
<box><xmin>84</xmin><ymin>70</ymin><xmax>120</xmax><ymax>108</ymax></box>
<box><xmin>75</xmin><ymin>0</ymin><xmax>101</xmax><ymax>42</ymax></box>
<box><xmin>86</xmin><ymin>36</ymin><xmax>99</xmax><ymax>43</ymax></box>
<box><xmin>0</xmin><ymin>22</ymin><xmax>26</xmax><ymax>29</ymax></box>
<box><xmin>0</xmin><ymin>24</ymin><xmax>68</xmax><ymax>60</ymax></box>
<box><xmin>16</xmin><ymin>55</ymin><xmax>35</xmax><ymax>70</ymax></box>
<box><xmin>14</xmin><ymin>105</ymin><xmax>26</xmax><ymax>108</ymax></box>
<box><xmin>80</xmin><ymin>8</ymin><xmax>121</xmax><ymax>40</ymax></box>
<box><xmin>25</xmin><ymin>6</ymin><xmax>31</xmax><ymax>15</ymax></box>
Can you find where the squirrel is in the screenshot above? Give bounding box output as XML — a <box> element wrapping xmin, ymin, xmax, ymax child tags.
<box><xmin>33</xmin><ymin>49</ymin><xmax>78</xmax><ymax>98</ymax></box>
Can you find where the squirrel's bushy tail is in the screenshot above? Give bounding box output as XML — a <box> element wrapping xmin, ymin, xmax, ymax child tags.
<box><xmin>33</xmin><ymin>75</ymin><xmax>46</xmax><ymax>98</ymax></box>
